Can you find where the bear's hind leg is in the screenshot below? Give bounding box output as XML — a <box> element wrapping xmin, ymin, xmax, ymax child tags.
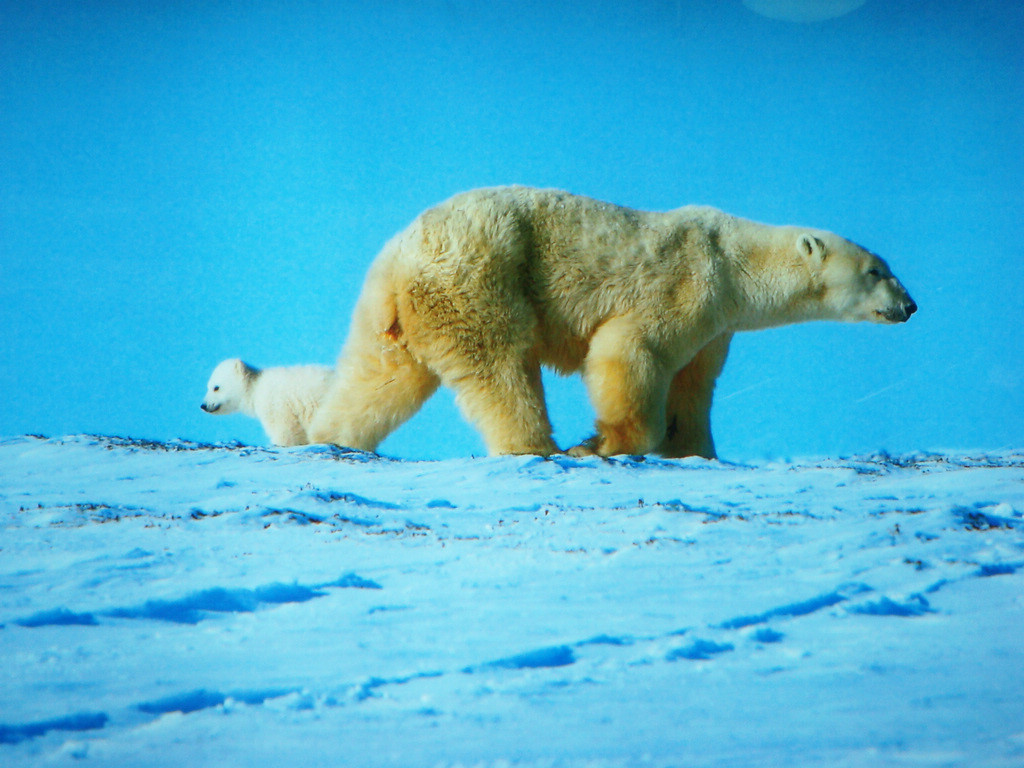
<box><xmin>309</xmin><ymin>346</ymin><xmax>439</xmax><ymax>452</ymax></box>
<box><xmin>446</xmin><ymin>352</ymin><xmax>558</xmax><ymax>456</ymax></box>
<box><xmin>656</xmin><ymin>333</ymin><xmax>732</xmax><ymax>459</ymax></box>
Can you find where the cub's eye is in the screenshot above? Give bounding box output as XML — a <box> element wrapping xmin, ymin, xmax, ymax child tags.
<box><xmin>213</xmin><ymin>386</ymin><xmax>220</xmax><ymax>392</ymax></box>
<box><xmin>866</xmin><ymin>267</ymin><xmax>883</xmax><ymax>278</ymax></box>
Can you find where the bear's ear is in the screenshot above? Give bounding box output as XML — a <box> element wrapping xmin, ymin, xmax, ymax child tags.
<box><xmin>232</xmin><ymin>359</ymin><xmax>258</xmax><ymax>379</ymax></box>
<box><xmin>797</xmin><ymin>234</ymin><xmax>827</xmax><ymax>263</ymax></box>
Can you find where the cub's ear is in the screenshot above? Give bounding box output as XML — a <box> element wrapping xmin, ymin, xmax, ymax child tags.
<box><xmin>233</xmin><ymin>359</ymin><xmax>258</xmax><ymax>378</ymax></box>
<box><xmin>797</xmin><ymin>234</ymin><xmax>827</xmax><ymax>263</ymax></box>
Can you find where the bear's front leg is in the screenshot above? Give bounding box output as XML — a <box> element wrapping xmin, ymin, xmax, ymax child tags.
<box><xmin>574</xmin><ymin>316</ymin><xmax>674</xmax><ymax>457</ymax></box>
<box><xmin>656</xmin><ymin>332</ymin><xmax>732</xmax><ymax>459</ymax></box>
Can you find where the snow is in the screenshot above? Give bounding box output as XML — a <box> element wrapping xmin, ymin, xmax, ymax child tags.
<box><xmin>2</xmin><ymin>436</ymin><xmax>1022</xmax><ymax>767</ymax></box>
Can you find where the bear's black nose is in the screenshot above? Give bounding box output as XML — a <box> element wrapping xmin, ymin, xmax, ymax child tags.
<box><xmin>906</xmin><ymin>300</ymin><xmax>918</xmax><ymax>317</ymax></box>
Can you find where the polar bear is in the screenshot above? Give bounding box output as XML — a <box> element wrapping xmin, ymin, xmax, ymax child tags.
<box><xmin>201</xmin><ymin>359</ymin><xmax>332</xmax><ymax>447</ymax></box>
<box><xmin>310</xmin><ymin>186</ymin><xmax>916</xmax><ymax>458</ymax></box>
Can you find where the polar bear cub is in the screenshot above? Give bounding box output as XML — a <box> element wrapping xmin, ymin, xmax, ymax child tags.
<box><xmin>201</xmin><ymin>359</ymin><xmax>332</xmax><ymax>446</ymax></box>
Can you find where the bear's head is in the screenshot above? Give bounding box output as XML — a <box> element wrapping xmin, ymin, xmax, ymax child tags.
<box><xmin>201</xmin><ymin>358</ymin><xmax>256</xmax><ymax>415</ymax></box>
<box><xmin>798</xmin><ymin>233</ymin><xmax>917</xmax><ymax>324</ymax></box>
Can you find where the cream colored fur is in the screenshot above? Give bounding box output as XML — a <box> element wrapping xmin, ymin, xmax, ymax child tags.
<box><xmin>202</xmin><ymin>359</ymin><xmax>332</xmax><ymax>447</ymax></box>
<box><xmin>310</xmin><ymin>186</ymin><xmax>916</xmax><ymax>457</ymax></box>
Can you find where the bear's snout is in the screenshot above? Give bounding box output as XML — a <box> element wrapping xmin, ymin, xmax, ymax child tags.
<box><xmin>882</xmin><ymin>299</ymin><xmax>916</xmax><ymax>324</ymax></box>
<box><xmin>895</xmin><ymin>296</ymin><xmax>918</xmax><ymax>322</ymax></box>
<box><xmin>201</xmin><ymin>402</ymin><xmax>219</xmax><ymax>413</ymax></box>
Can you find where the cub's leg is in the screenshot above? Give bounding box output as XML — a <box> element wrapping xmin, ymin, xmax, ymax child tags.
<box><xmin>572</xmin><ymin>316</ymin><xmax>674</xmax><ymax>457</ymax></box>
<box><xmin>656</xmin><ymin>333</ymin><xmax>732</xmax><ymax>459</ymax></box>
<box><xmin>263</xmin><ymin>416</ymin><xmax>308</xmax><ymax>448</ymax></box>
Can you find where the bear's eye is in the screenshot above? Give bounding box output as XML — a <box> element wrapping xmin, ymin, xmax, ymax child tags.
<box><xmin>213</xmin><ymin>386</ymin><xmax>220</xmax><ymax>392</ymax></box>
<box><xmin>866</xmin><ymin>267</ymin><xmax>883</xmax><ymax>278</ymax></box>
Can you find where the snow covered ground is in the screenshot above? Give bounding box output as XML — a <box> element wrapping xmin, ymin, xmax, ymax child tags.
<box><xmin>1</xmin><ymin>435</ymin><xmax>1022</xmax><ymax>767</ymax></box>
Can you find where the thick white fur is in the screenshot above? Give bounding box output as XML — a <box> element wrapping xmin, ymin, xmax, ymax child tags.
<box><xmin>310</xmin><ymin>186</ymin><xmax>915</xmax><ymax>457</ymax></box>
<box><xmin>202</xmin><ymin>359</ymin><xmax>332</xmax><ymax>447</ymax></box>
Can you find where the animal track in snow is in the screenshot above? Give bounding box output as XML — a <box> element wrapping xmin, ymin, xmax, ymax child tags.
<box><xmin>136</xmin><ymin>687</ymin><xmax>299</xmax><ymax>716</ymax></box>
<box><xmin>466</xmin><ymin>645</ymin><xmax>577</xmax><ymax>673</ymax></box>
<box><xmin>13</xmin><ymin>574</ymin><xmax>380</xmax><ymax>628</ymax></box>
<box><xmin>952</xmin><ymin>503</ymin><xmax>1021</xmax><ymax>531</ymax></box>
<box><xmin>718</xmin><ymin>583</ymin><xmax>873</xmax><ymax>630</ymax></box>
<box><xmin>848</xmin><ymin>596</ymin><xmax>933</xmax><ymax>617</ymax></box>
<box><xmin>666</xmin><ymin>639</ymin><xmax>735</xmax><ymax>661</ymax></box>
<box><xmin>311</xmin><ymin>489</ymin><xmax>402</xmax><ymax>509</ymax></box>
<box><xmin>976</xmin><ymin>563</ymin><xmax>1020</xmax><ymax>577</ymax></box>
<box><xmin>14</xmin><ymin>607</ymin><xmax>99</xmax><ymax>628</ymax></box>
<box><xmin>0</xmin><ymin>712</ymin><xmax>109</xmax><ymax>746</ymax></box>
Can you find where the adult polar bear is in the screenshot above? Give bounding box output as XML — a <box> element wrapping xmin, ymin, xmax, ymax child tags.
<box><xmin>310</xmin><ymin>186</ymin><xmax>915</xmax><ymax>458</ymax></box>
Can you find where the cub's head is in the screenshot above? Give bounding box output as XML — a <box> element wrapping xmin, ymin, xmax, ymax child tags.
<box><xmin>201</xmin><ymin>358</ymin><xmax>255</xmax><ymax>415</ymax></box>
<box><xmin>798</xmin><ymin>233</ymin><xmax>917</xmax><ymax>324</ymax></box>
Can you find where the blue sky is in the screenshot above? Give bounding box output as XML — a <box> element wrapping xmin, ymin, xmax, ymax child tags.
<box><xmin>1</xmin><ymin>0</ymin><xmax>1021</xmax><ymax>459</ymax></box>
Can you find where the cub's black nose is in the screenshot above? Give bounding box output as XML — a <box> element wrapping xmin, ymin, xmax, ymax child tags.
<box><xmin>906</xmin><ymin>300</ymin><xmax>918</xmax><ymax>317</ymax></box>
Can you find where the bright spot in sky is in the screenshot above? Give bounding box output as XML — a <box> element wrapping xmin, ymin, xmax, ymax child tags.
<box><xmin>743</xmin><ymin>0</ymin><xmax>867</xmax><ymax>23</ymax></box>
